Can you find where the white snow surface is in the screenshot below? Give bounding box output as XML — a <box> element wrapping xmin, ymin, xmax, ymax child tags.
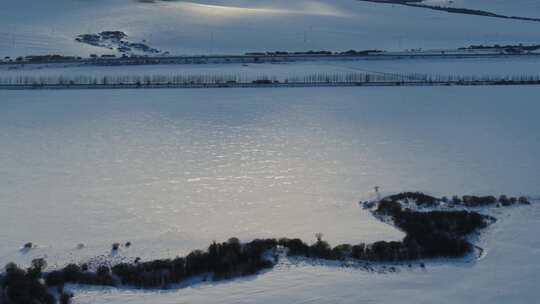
<box><xmin>1</xmin><ymin>86</ymin><xmax>539</xmax><ymax>303</ymax></box>
<box><xmin>74</xmin><ymin>203</ymin><xmax>540</xmax><ymax>304</ymax></box>
<box><xmin>1</xmin><ymin>0</ymin><xmax>540</xmax><ymax>57</ymax></box>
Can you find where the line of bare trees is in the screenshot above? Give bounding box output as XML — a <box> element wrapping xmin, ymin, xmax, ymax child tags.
<box><xmin>1</xmin><ymin>72</ymin><xmax>540</xmax><ymax>86</ymax></box>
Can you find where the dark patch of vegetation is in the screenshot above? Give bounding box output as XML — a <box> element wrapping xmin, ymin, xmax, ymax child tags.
<box><xmin>251</xmin><ymin>79</ymin><xmax>274</xmax><ymax>85</ymax></box>
<box><xmin>462</xmin><ymin>195</ymin><xmax>497</xmax><ymax>207</ymax></box>
<box><xmin>75</xmin><ymin>31</ymin><xmax>161</xmax><ymax>55</ymax></box>
<box><xmin>392</xmin><ymin>209</ymin><xmax>489</xmax><ymax>258</ymax></box>
<box><xmin>460</xmin><ymin>43</ymin><xmax>540</xmax><ymax>52</ymax></box>
<box><xmin>44</xmin><ymin>238</ymin><xmax>277</xmax><ymax>289</ymax></box>
<box><xmin>24</xmin><ymin>55</ymin><xmax>80</xmax><ymax>63</ymax></box>
<box><xmin>0</xmin><ymin>260</ymin><xmax>55</xmax><ymax>304</ymax></box>
<box><xmin>112</xmin><ymin>243</ymin><xmax>120</xmax><ymax>251</ymax></box>
<box><xmin>339</xmin><ymin>49</ymin><xmax>383</xmax><ymax>55</ymax></box>
<box><xmin>59</xmin><ymin>291</ymin><xmax>73</xmax><ymax>304</ymax></box>
<box><xmin>279</xmin><ymin>201</ymin><xmax>491</xmax><ymax>262</ymax></box>
<box><xmin>363</xmin><ymin>193</ymin><xmax>498</xmax><ymax>260</ymax></box>
<box><xmin>0</xmin><ymin>192</ymin><xmax>531</xmax><ymax>301</ymax></box>
<box><xmin>379</xmin><ymin>192</ymin><xmax>529</xmax><ymax>208</ymax></box>
<box><xmin>245</xmin><ymin>49</ymin><xmax>383</xmax><ymax>56</ymax></box>
<box><xmin>45</xmin><ymin>263</ymin><xmax>115</xmax><ymax>287</ymax></box>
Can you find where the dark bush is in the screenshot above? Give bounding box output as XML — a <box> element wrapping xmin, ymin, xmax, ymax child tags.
<box><xmin>96</xmin><ymin>265</ymin><xmax>110</xmax><ymax>277</ymax></box>
<box><xmin>309</xmin><ymin>239</ymin><xmax>334</xmax><ymax>260</ymax></box>
<box><xmin>351</xmin><ymin>244</ymin><xmax>366</xmax><ymax>259</ymax></box>
<box><xmin>462</xmin><ymin>195</ymin><xmax>497</xmax><ymax>207</ymax></box>
<box><xmin>60</xmin><ymin>291</ymin><xmax>73</xmax><ymax>304</ymax></box>
<box><xmin>499</xmin><ymin>195</ymin><xmax>512</xmax><ymax>206</ymax></box>
<box><xmin>518</xmin><ymin>196</ymin><xmax>531</xmax><ymax>205</ymax></box>
<box><xmin>278</xmin><ymin>238</ymin><xmax>309</xmax><ymax>256</ymax></box>
<box><xmin>332</xmin><ymin>244</ymin><xmax>352</xmax><ymax>260</ymax></box>
<box><xmin>376</xmin><ymin>200</ymin><xmax>402</xmax><ymax>215</ymax></box>
<box><xmin>109</xmin><ymin>238</ymin><xmax>277</xmax><ymax>288</ymax></box>
<box><xmin>2</xmin><ymin>263</ymin><xmax>55</xmax><ymax>304</ymax></box>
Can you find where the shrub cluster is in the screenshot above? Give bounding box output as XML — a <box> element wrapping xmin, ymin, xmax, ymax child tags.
<box><xmin>0</xmin><ymin>261</ymin><xmax>56</xmax><ymax>304</ymax></box>
<box><xmin>459</xmin><ymin>195</ymin><xmax>529</xmax><ymax>207</ymax></box>
<box><xmin>45</xmin><ymin>238</ymin><xmax>278</xmax><ymax>289</ymax></box>
<box><xmin>371</xmin><ymin>196</ymin><xmax>491</xmax><ymax>260</ymax></box>
<box><xmin>45</xmin><ymin>263</ymin><xmax>114</xmax><ymax>287</ymax></box>
<box><xmin>381</xmin><ymin>191</ymin><xmax>531</xmax><ymax>208</ymax></box>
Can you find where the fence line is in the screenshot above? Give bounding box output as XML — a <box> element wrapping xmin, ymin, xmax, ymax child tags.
<box><xmin>1</xmin><ymin>72</ymin><xmax>540</xmax><ymax>88</ymax></box>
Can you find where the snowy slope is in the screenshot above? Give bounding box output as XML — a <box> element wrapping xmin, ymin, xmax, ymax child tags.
<box><xmin>1</xmin><ymin>0</ymin><xmax>540</xmax><ymax>57</ymax></box>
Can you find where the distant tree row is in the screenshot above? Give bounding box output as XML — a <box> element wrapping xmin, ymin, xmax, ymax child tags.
<box><xmin>3</xmin><ymin>73</ymin><xmax>540</xmax><ymax>87</ymax></box>
<box><xmin>0</xmin><ymin>259</ymin><xmax>72</xmax><ymax>304</ymax></box>
<box><xmin>380</xmin><ymin>191</ymin><xmax>530</xmax><ymax>208</ymax></box>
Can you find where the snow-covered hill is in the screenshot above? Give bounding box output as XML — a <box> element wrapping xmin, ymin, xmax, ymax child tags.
<box><xmin>1</xmin><ymin>0</ymin><xmax>539</xmax><ymax>57</ymax></box>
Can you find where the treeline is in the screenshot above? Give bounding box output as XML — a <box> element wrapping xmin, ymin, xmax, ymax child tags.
<box><xmin>377</xmin><ymin>191</ymin><xmax>531</xmax><ymax>208</ymax></box>
<box><xmin>372</xmin><ymin>198</ymin><xmax>491</xmax><ymax>259</ymax></box>
<box><xmin>459</xmin><ymin>44</ymin><xmax>540</xmax><ymax>52</ymax></box>
<box><xmin>3</xmin><ymin>54</ymin><xmax>82</xmax><ymax>64</ymax></box>
<box><xmin>0</xmin><ymin>72</ymin><xmax>415</xmax><ymax>86</ymax></box>
<box><xmin>44</xmin><ymin>238</ymin><xmax>277</xmax><ymax>290</ymax></box>
<box><xmin>0</xmin><ymin>238</ymin><xmax>277</xmax><ymax>303</ymax></box>
<box><xmin>3</xmin><ymin>72</ymin><xmax>540</xmax><ymax>87</ymax></box>
<box><xmin>245</xmin><ymin>49</ymin><xmax>383</xmax><ymax>56</ymax></box>
<box><xmin>0</xmin><ymin>259</ymin><xmax>72</xmax><ymax>304</ymax></box>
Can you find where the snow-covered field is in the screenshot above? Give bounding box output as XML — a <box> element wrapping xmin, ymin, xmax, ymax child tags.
<box><xmin>1</xmin><ymin>0</ymin><xmax>539</xmax><ymax>57</ymax></box>
<box><xmin>3</xmin><ymin>56</ymin><xmax>540</xmax><ymax>83</ymax></box>
<box><xmin>74</xmin><ymin>203</ymin><xmax>540</xmax><ymax>304</ymax></box>
<box><xmin>2</xmin><ymin>0</ymin><xmax>540</xmax><ymax>303</ymax></box>
<box><xmin>1</xmin><ymin>86</ymin><xmax>539</xmax><ymax>303</ymax></box>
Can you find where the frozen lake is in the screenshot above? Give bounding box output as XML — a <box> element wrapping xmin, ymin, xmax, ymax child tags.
<box><xmin>1</xmin><ymin>86</ymin><xmax>539</xmax><ymax>302</ymax></box>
